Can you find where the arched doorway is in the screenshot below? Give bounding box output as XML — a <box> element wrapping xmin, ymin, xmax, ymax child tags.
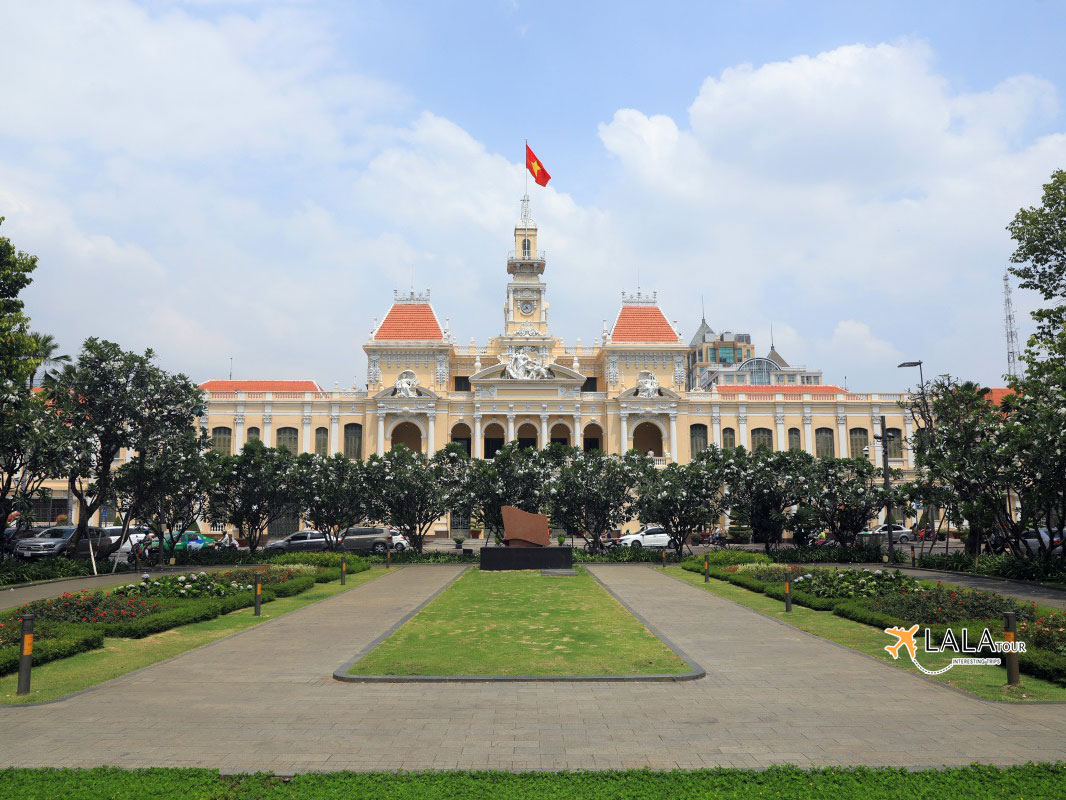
<box><xmin>391</xmin><ymin>421</ymin><xmax>422</xmax><ymax>453</ymax></box>
<box><xmin>516</xmin><ymin>422</ymin><xmax>538</xmax><ymax>449</ymax></box>
<box><xmin>484</xmin><ymin>422</ymin><xmax>505</xmax><ymax>459</ymax></box>
<box><xmin>583</xmin><ymin>422</ymin><xmax>603</xmax><ymax>452</ymax></box>
<box><xmin>632</xmin><ymin>421</ymin><xmax>663</xmax><ymax>457</ymax></box>
<box><xmin>450</xmin><ymin>422</ymin><xmax>472</xmax><ymax>457</ymax></box>
<box><xmin>550</xmin><ymin>423</ymin><xmax>570</xmax><ymax>447</ymax></box>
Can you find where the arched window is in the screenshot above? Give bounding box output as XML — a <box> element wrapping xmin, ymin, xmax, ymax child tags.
<box><xmin>886</xmin><ymin>427</ymin><xmax>904</xmax><ymax>459</ymax></box>
<box><xmin>721</xmin><ymin>427</ymin><xmax>735</xmax><ymax>450</ymax></box>
<box><xmin>815</xmin><ymin>427</ymin><xmax>835</xmax><ymax>458</ymax></box>
<box><xmin>211</xmin><ymin>427</ymin><xmax>232</xmax><ymax>454</ymax></box>
<box><xmin>522</xmin><ymin>237</ymin><xmax>531</xmax><ymax>258</ymax></box>
<box><xmin>276</xmin><ymin>427</ymin><xmax>298</xmax><ymax>453</ymax></box>
<box><xmin>690</xmin><ymin>423</ymin><xmax>708</xmax><ymax>455</ymax></box>
<box><xmin>246</xmin><ymin>427</ymin><xmax>260</xmax><ymax>442</ymax></box>
<box><xmin>315</xmin><ymin>427</ymin><xmax>328</xmax><ymax>456</ymax></box>
<box><xmin>344</xmin><ymin>423</ymin><xmax>363</xmax><ymax>460</ymax></box>
<box><xmin>788</xmin><ymin>428</ymin><xmax>801</xmax><ymax>451</ymax></box>
<box><xmin>849</xmin><ymin>428</ymin><xmax>869</xmax><ymax>460</ymax></box>
<box><xmin>751</xmin><ymin>428</ymin><xmax>773</xmax><ymax>451</ymax></box>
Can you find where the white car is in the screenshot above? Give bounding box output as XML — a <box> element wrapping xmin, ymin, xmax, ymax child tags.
<box><xmin>617</xmin><ymin>527</ymin><xmax>671</xmax><ymax>549</ymax></box>
<box><xmin>107</xmin><ymin>530</ymin><xmax>151</xmax><ymax>560</ymax></box>
<box><xmin>387</xmin><ymin>531</ymin><xmax>412</xmax><ymax>551</ymax></box>
<box><xmin>869</xmin><ymin>523</ymin><xmax>913</xmax><ymax>543</ymax></box>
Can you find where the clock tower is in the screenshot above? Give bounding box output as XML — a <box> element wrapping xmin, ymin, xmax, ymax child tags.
<box><xmin>504</xmin><ymin>195</ymin><xmax>550</xmax><ymax>337</ymax></box>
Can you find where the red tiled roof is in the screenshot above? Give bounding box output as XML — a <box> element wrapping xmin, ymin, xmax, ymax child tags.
<box><xmin>374</xmin><ymin>303</ymin><xmax>444</xmax><ymax>341</ymax></box>
<box><xmin>715</xmin><ymin>385</ymin><xmax>844</xmax><ymax>394</ymax></box>
<box><xmin>610</xmin><ymin>305</ymin><xmax>679</xmax><ymax>343</ymax></box>
<box><xmin>987</xmin><ymin>388</ymin><xmax>1014</xmax><ymax>406</ymax></box>
<box><xmin>199</xmin><ymin>380</ymin><xmax>323</xmax><ymax>392</ymax></box>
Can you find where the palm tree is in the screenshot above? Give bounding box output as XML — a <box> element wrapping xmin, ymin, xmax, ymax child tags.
<box><xmin>26</xmin><ymin>332</ymin><xmax>71</xmax><ymax>390</ymax></box>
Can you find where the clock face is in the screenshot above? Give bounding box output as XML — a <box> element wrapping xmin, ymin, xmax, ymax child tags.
<box><xmin>520</xmin><ymin>301</ymin><xmax>534</xmax><ymax>315</ymax></box>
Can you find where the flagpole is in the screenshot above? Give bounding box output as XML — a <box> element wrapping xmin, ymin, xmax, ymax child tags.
<box><xmin>524</xmin><ymin>138</ymin><xmax>528</xmax><ymax>196</ymax></box>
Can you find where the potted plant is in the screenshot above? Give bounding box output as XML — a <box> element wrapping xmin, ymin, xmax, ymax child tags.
<box><xmin>556</xmin><ymin>533</ymin><xmax>566</xmax><ymax>547</ymax></box>
<box><xmin>453</xmin><ymin>534</ymin><xmax>467</xmax><ymax>550</ymax></box>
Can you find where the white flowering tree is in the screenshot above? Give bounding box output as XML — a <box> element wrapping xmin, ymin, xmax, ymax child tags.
<box><xmin>635</xmin><ymin>448</ymin><xmax>729</xmax><ymax>557</ymax></box>
<box><xmin>726</xmin><ymin>447</ymin><xmax>815</xmax><ymax>553</ymax></box>
<box><xmin>292</xmin><ymin>452</ymin><xmax>370</xmax><ymax>550</ymax></box>
<box><xmin>547</xmin><ymin>448</ymin><xmax>652</xmax><ymax>552</ymax></box>
<box><xmin>364</xmin><ymin>443</ymin><xmax>467</xmax><ymax>553</ymax></box>
<box><xmin>806</xmin><ymin>457</ymin><xmax>889</xmax><ymax>549</ymax></box>
<box><xmin>207</xmin><ymin>439</ymin><xmax>297</xmax><ymax>554</ymax></box>
<box><xmin>451</xmin><ymin>444</ymin><xmax>553</xmax><ymax>544</ymax></box>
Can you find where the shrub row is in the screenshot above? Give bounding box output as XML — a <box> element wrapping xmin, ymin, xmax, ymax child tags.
<box><xmin>99</xmin><ymin>589</ymin><xmax>275</xmax><ymax>639</ymax></box>
<box><xmin>0</xmin><ymin>558</ymin><xmax>94</xmax><ymax>587</ymax></box>
<box><xmin>918</xmin><ymin>551</ymin><xmax>1066</xmax><ymax>585</ymax></box>
<box><xmin>0</xmin><ymin>623</ymin><xmax>105</xmax><ymax>675</ymax></box>
<box><xmin>769</xmin><ymin>543</ymin><xmax>899</xmax><ymax>564</ymax></box>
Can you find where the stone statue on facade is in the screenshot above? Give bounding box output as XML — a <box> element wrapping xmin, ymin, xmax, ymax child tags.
<box><xmin>636</xmin><ymin>370</ymin><xmax>660</xmax><ymax>398</ymax></box>
<box><xmin>503</xmin><ymin>350</ymin><xmax>553</xmax><ymax>380</ymax></box>
<box><xmin>394</xmin><ymin>370</ymin><xmax>420</xmax><ymax>397</ymax></box>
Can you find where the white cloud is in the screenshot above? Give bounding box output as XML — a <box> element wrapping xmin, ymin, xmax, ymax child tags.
<box><xmin>2</xmin><ymin>12</ymin><xmax>1064</xmax><ymax>392</ymax></box>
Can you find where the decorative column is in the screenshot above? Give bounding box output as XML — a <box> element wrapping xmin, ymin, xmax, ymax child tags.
<box><xmin>572</xmin><ymin>413</ymin><xmax>582</xmax><ymax>448</ymax></box>
<box><xmin>737</xmin><ymin>406</ymin><xmax>748</xmax><ymax>452</ymax></box>
<box><xmin>540</xmin><ymin>413</ymin><xmax>549</xmax><ymax>449</ymax></box>
<box><xmin>904</xmin><ymin>415</ymin><xmax>914</xmax><ymax>469</ymax></box>
<box><xmin>329</xmin><ymin>407</ymin><xmax>339</xmax><ymax>455</ymax></box>
<box><xmin>837</xmin><ymin>406</ymin><xmax>849</xmax><ymax>458</ymax></box>
<box><xmin>473</xmin><ymin>410</ymin><xmax>483</xmax><ymax>459</ymax></box>
<box><xmin>775</xmin><ymin>406</ymin><xmax>786</xmax><ymax>452</ymax></box>
<box><xmin>711</xmin><ymin>406</ymin><xmax>721</xmax><ymax>448</ymax></box>
<box><xmin>668</xmin><ymin>412</ymin><xmax>678</xmax><ymax>462</ymax></box>
<box><xmin>376</xmin><ymin>410</ymin><xmax>386</xmax><ymax>456</ymax></box>
<box><xmin>262</xmin><ymin>409</ymin><xmax>272</xmax><ymax>448</ymax></box>
<box><xmin>506</xmin><ymin>413</ymin><xmax>516</xmax><ymax>442</ymax></box>
<box><xmin>301</xmin><ymin>412</ymin><xmax>312</xmax><ymax>454</ymax></box>
<box><xmin>802</xmin><ymin>406</ymin><xmax>814</xmax><ymax>455</ymax></box>
<box><xmin>620</xmin><ymin>412</ymin><xmax>629</xmax><ymax>453</ymax></box>
<box><xmin>233</xmin><ymin>412</ymin><xmax>245</xmax><ymax>452</ymax></box>
<box><xmin>426</xmin><ymin>410</ymin><xmax>436</xmax><ymax>454</ymax></box>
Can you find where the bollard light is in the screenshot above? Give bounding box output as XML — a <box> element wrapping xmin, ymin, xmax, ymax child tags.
<box><xmin>17</xmin><ymin>614</ymin><xmax>34</xmax><ymax>696</ymax></box>
<box><xmin>254</xmin><ymin>576</ymin><xmax>262</xmax><ymax>617</ymax></box>
<box><xmin>341</xmin><ymin>555</ymin><xmax>347</xmax><ymax>585</ymax></box>
<box><xmin>784</xmin><ymin>578</ymin><xmax>792</xmax><ymax>613</ymax></box>
<box><xmin>703</xmin><ymin>554</ymin><xmax>709</xmax><ymax>584</ymax></box>
<box><xmin>1004</xmin><ymin>612</ymin><xmax>1021</xmax><ymax>686</ymax></box>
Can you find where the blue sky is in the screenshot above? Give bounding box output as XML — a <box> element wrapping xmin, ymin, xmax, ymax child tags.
<box><xmin>3</xmin><ymin>0</ymin><xmax>1065</xmax><ymax>391</ymax></box>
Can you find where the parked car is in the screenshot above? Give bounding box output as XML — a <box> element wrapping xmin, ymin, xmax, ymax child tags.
<box><xmin>2</xmin><ymin>527</ymin><xmax>41</xmax><ymax>555</ymax></box>
<box><xmin>14</xmin><ymin>526</ymin><xmax>118</xmax><ymax>560</ymax></box>
<box><xmin>865</xmin><ymin>524</ymin><xmax>913</xmax><ymax>543</ymax></box>
<box><xmin>339</xmin><ymin>526</ymin><xmax>407</xmax><ymax>553</ymax></box>
<box><xmin>617</xmin><ymin>526</ymin><xmax>671</xmax><ymax>550</ymax></box>
<box><xmin>263</xmin><ymin>530</ymin><xmax>329</xmax><ymax>555</ymax></box>
<box><xmin>106</xmin><ymin>528</ymin><xmax>152</xmax><ymax>561</ymax></box>
<box><xmin>1022</xmin><ymin>529</ymin><xmax>1064</xmax><ymax>556</ymax></box>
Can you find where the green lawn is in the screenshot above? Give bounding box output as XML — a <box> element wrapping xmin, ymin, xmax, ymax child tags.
<box><xmin>3</xmin><ymin>765</ymin><xmax>1066</xmax><ymax>799</ymax></box>
<box><xmin>0</xmin><ymin>569</ymin><xmax>382</xmax><ymax>705</ymax></box>
<box><xmin>668</xmin><ymin>567</ymin><xmax>1066</xmax><ymax>702</ymax></box>
<box><xmin>347</xmin><ymin>567</ymin><xmax>688</xmax><ymax>677</ymax></box>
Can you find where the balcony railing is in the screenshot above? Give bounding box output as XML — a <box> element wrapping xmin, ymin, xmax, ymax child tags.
<box><xmin>507</xmin><ymin>249</ymin><xmax>546</xmax><ymax>262</ymax></box>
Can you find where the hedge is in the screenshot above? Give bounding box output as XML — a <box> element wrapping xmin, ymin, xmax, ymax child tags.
<box><xmin>100</xmin><ymin>590</ymin><xmax>276</xmax><ymax>639</ymax></box>
<box><xmin>762</xmin><ymin>584</ymin><xmax>839</xmax><ymax>611</ymax></box>
<box><xmin>0</xmin><ymin>623</ymin><xmax>105</xmax><ymax>675</ymax></box>
<box><xmin>0</xmin><ymin>558</ymin><xmax>94</xmax><ymax>587</ymax></box>
<box><xmin>1017</xmin><ymin>649</ymin><xmax>1066</xmax><ymax>686</ymax></box>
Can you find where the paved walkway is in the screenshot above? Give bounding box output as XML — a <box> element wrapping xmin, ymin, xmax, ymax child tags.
<box><xmin>2</xmin><ymin>564</ymin><xmax>1066</xmax><ymax>772</ymax></box>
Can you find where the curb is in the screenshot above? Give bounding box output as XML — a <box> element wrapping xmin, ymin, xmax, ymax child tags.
<box><xmin>333</xmin><ymin>566</ymin><xmax>705</xmax><ymax>683</ymax></box>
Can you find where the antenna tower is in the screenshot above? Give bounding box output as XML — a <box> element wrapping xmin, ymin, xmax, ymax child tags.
<box><xmin>1003</xmin><ymin>269</ymin><xmax>1020</xmax><ymax>379</ymax></box>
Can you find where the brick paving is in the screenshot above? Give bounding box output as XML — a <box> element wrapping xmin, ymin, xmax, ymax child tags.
<box><xmin>1</xmin><ymin>564</ymin><xmax>1065</xmax><ymax>772</ymax></box>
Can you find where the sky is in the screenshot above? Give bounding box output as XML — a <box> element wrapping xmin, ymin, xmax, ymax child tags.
<box><xmin>2</xmin><ymin>0</ymin><xmax>1065</xmax><ymax>392</ymax></box>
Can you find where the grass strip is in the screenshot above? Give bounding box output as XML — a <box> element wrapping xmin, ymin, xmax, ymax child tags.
<box><xmin>0</xmin><ymin>569</ymin><xmax>382</xmax><ymax>705</ymax></box>
<box><xmin>348</xmin><ymin>567</ymin><xmax>687</xmax><ymax>676</ymax></box>
<box><xmin>668</xmin><ymin>566</ymin><xmax>1066</xmax><ymax>702</ymax></box>
<box><xmin>2</xmin><ymin>765</ymin><xmax>1066</xmax><ymax>799</ymax></box>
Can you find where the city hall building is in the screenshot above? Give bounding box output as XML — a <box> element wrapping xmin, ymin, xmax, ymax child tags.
<box><xmin>189</xmin><ymin>198</ymin><xmax>915</xmax><ymax>537</ymax></box>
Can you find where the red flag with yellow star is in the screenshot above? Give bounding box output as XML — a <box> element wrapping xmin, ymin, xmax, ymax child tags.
<box><xmin>525</xmin><ymin>144</ymin><xmax>550</xmax><ymax>187</ymax></box>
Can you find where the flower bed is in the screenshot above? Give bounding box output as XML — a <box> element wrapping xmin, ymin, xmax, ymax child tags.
<box><xmin>1019</xmin><ymin>610</ymin><xmax>1066</xmax><ymax>656</ymax></box>
<box><xmin>113</xmin><ymin>571</ymin><xmax>246</xmax><ymax>599</ymax></box>
<box><xmin>792</xmin><ymin>568</ymin><xmax>919</xmax><ymax>599</ymax></box>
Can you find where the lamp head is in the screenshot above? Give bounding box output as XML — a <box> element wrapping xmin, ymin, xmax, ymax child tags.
<box><xmin>898</xmin><ymin>361</ymin><xmax>922</xmax><ymax>368</ymax></box>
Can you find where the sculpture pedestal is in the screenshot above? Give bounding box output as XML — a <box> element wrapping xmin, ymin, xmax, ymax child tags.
<box><xmin>479</xmin><ymin>547</ymin><xmax>574</xmax><ymax>571</ymax></box>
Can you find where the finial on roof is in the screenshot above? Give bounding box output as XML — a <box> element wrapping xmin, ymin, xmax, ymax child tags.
<box><xmin>394</xmin><ymin>289</ymin><xmax>431</xmax><ymax>304</ymax></box>
<box><xmin>621</xmin><ymin>290</ymin><xmax>658</xmax><ymax>305</ymax></box>
<box><xmin>770</xmin><ymin>324</ymin><xmax>774</xmax><ymax>349</ymax></box>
